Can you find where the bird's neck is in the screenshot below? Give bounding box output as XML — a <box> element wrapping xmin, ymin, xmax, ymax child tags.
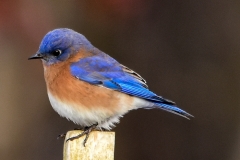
<box><xmin>42</xmin><ymin>48</ymin><xmax>95</xmax><ymax>87</ymax></box>
<box><xmin>43</xmin><ymin>61</ymin><xmax>69</xmax><ymax>87</ymax></box>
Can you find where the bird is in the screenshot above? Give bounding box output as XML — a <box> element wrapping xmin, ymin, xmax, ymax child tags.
<box><xmin>29</xmin><ymin>28</ymin><xmax>193</xmax><ymax>146</ymax></box>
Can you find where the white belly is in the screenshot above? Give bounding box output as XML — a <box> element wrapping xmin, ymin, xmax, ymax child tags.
<box><xmin>47</xmin><ymin>91</ymin><xmax>153</xmax><ymax>130</ymax></box>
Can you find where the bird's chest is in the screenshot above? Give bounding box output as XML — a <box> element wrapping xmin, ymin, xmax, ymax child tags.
<box><xmin>43</xmin><ymin>63</ymin><xmax>103</xmax><ymax>108</ymax></box>
<box><xmin>42</xmin><ymin>63</ymin><xmax>135</xmax><ymax>125</ymax></box>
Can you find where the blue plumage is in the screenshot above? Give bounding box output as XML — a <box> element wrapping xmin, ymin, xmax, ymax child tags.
<box><xmin>70</xmin><ymin>51</ymin><xmax>192</xmax><ymax>118</ymax></box>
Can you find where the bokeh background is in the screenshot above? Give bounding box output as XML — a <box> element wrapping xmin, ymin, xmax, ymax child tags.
<box><xmin>1</xmin><ymin>0</ymin><xmax>240</xmax><ymax>160</ymax></box>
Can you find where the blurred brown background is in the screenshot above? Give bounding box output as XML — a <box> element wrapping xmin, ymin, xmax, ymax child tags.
<box><xmin>1</xmin><ymin>0</ymin><xmax>240</xmax><ymax>160</ymax></box>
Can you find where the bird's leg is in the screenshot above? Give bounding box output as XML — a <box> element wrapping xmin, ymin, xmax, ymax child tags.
<box><xmin>66</xmin><ymin>123</ymin><xmax>98</xmax><ymax>147</ymax></box>
<box><xmin>74</xmin><ymin>127</ymin><xmax>82</xmax><ymax>130</ymax></box>
<box><xmin>57</xmin><ymin>127</ymin><xmax>85</xmax><ymax>139</ymax></box>
<box><xmin>57</xmin><ymin>133</ymin><xmax>66</xmax><ymax>139</ymax></box>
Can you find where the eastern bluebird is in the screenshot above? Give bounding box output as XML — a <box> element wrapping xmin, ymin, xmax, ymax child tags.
<box><xmin>29</xmin><ymin>28</ymin><xmax>192</xmax><ymax>146</ymax></box>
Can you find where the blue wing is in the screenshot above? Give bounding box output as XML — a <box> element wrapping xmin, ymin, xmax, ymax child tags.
<box><xmin>70</xmin><ymin>53</ymin><xmax>172</xmax><ymax>103</ymax></box>
<box><xmin>70</xmin><ymin>53</ymin><xmax>192</xmax><ymax>118</ymax></box>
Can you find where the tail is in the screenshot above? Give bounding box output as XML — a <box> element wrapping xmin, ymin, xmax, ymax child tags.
<box><xmin>154</xmin><ymin>102</ymin><xmax>193</xmax><ymax>119</ymax></box>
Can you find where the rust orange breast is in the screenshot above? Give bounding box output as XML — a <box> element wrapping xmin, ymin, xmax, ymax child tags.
<box><xmin>42</xmin><ymin>49</ymin><xmax>134</xmax><ymax>115</ymax></box>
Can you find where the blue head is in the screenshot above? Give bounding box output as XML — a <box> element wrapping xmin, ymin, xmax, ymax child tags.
<box><xmin>29</xmin><ymin>28</ymin><xmax>93</xmax><ymax>65</ymax></box>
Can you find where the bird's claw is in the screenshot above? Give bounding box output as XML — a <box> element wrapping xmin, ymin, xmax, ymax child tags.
<box><xmin>57</xmin><ymin>133</ymin><xmax>66</xmax><ymax>139</ymax></box>
<box><xmin>66</xmin><ymin>123</ymin><xmax>98</xmax><ymax>147</ymax></box>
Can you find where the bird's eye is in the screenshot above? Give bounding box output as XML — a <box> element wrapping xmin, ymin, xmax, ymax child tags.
<box><xmin>52</xmin><ymin>49</ymin><xmax>62</xmax><ymax>57</ymax></box>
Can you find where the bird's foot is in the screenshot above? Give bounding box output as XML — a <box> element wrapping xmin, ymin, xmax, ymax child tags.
<box><xmin>74</xmin><ymin>127</ymin><xmax>83</xmax><ymax>130</ymax></box>
<box><xmin>57</xmin><ymin>133</ymin><xmax>66</xmax><ymax>139</ymax></box>
<box><xmin>66</xmin><ymin>123</ymin><xmax>98</xmax><ymax>147</ymax></box>
<box><xmin>57</xmin><ymin>127</ymin><xmax>85</xmax><ymax>139</ymax></box>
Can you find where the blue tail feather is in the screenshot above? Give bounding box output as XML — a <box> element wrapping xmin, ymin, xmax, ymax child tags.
<box><xmin>154</xmin><ymin>102</ymin><xmax>193</xmax><ymax>119</ymax></box>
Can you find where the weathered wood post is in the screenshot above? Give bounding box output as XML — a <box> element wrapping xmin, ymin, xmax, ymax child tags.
<box><xmin>63</xmin><ymin>130</ymin><xmax>115</xmax><ymax>160</ymax></box>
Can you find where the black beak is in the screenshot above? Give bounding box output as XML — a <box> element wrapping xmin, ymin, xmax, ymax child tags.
<box><xmin>28</xmin><ymin>52</ymin><xmax>43</xmax><ymax>60</ymax></box>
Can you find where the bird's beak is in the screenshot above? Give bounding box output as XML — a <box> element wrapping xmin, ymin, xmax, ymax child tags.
<box><xmin>28</xmin><ymin>51</ymin><xmax>43</xmax><ymax>60</ymax></box>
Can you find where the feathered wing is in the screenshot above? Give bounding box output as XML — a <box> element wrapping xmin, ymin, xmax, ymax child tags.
<box><xmin>120</xmin><ymin>64</ymin><xmax>148</xmax><ymax>88</ymax></box>
<box><xmin>70</xmin><ymin>54</ymin><xmax>193</xmax><ymax>119</ymax></box>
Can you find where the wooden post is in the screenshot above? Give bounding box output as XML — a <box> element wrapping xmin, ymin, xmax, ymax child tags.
<box><xmin>63</xmin><ymin>130</ymin><xmax>115</xmax><ymax>160</ymax></box>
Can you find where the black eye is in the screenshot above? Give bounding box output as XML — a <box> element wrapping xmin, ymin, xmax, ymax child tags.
<box><xmin>52</xmin><ymin>49</ymin><xmax>62</xmax><ymax>57</ymax></box>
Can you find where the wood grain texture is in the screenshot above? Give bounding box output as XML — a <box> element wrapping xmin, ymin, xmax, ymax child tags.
<box><xmin>63</xmin><ymin>130</ymin><xmax>115</xmax><ymax>160</ymax></box>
